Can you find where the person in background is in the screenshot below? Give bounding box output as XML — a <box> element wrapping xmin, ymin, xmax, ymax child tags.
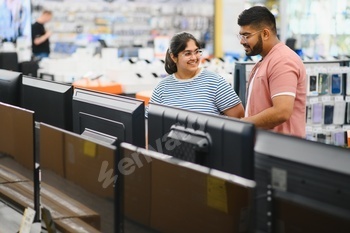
<box><xmin>237</xmin><ymin>6</ymin><xmax>306</xmax><ymax>138</ymax></box>
<box><xmin>149</xmin><ymin>31</ymin><xmax>244</xmax><ymax>118</ymax></box>
<box><xmin>31</xmin><ymin>10</ymin><xmax>52</xmax><ymax>60</ymax></box>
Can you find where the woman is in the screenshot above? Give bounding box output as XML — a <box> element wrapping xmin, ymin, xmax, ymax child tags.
<box><xmin>149</xmin><ymin>31</ymin><xmax>244</xmax><ymax>118</ymax></box>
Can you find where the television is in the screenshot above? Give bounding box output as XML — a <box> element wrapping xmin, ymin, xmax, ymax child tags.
<box><xmin>254</xmin><ymin>129</ymin><xmax>350</xmax><ymax>233</ymax></box>
<box><xmin>39</xmin><ymin>122</ymin><xmax>121</xmax><ymax>233</ymax></box>
<box><xmin>0</xmin><ymin>69</ymin><xmax>22</xmax><ymax>106</ymax></box>
<box><xmin>21</xmin><ymin>76</ymin><xmax>73</xmax><ymax>131</ymax></box>
<box><xmin>120</xmin><ymin>142</ymin><xmax>256</xmax><ymax>233</ymax></box>
<box><xmin>147</xmin><ymin>103</ymin><xmax>256</xmax><ymax>180</ymax></box>
<box><xmin>72</xmin><ymin>88</ymin><xmax>145</xmax><ymax>147</ymax></box>
<box><xmin>0</xmin><ymin>102</ymin><xmax>38</xmax><ymax>219</ymax></box>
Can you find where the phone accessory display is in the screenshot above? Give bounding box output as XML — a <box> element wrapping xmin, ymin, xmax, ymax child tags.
<box><xmin>306</xmin><ymin>104</ymin><xmax>312</xmax><ymax>124</ymax></box>
<box><xmin>315</xmin><ymin>129</ymin><xmax>332</xmax><ymax>144</ymax></box>
<box><xmin>305</xmin><ymin>131</ymin><xmax>316</xmax><ymax>141</ymax></box>
<box><xmin>312</xmin><ymin>102</ymin><xmax>323</xmax><ymax>124</ymax></box>
<box><xmin>316</xmin><ymin>132</ymin><xmax>326</xmax><ymax>143</ymax></box>
<box><xmin>306</xmin><ymin>69</ymin><xmax>318</xmax><ymax>96</ymax></box>
<box><xmin>318</xmin><ymin>73</ymin><xmax>329</xmax><ymax>95</ymax></box>
<box><xmin>333</xmin><ymin>101</ymin><xmax>346</xmax><ymax>125</ymax></box>
<box><xmin>306</xmin><ymin>66</ymin><xmax>350</xmax><ymax>147</ymax></box>
<box><xmin>332</xmin><ymin>131</ymin><xmax>346</xmax><ymax>147</ymax></box>
<box><xmin>346</xmin><ymin>102</ymin><xmax>350</xmax><ymax>125</ymax></box>
<box><xmin>323</xmin><ymin>104</ymin><xmax>334</xmax><ymax>125</ymax></box>
<box><xmin>331</xmin><ymin>73</ymin><xmax>342</xmax><ymax>95</ymax></box>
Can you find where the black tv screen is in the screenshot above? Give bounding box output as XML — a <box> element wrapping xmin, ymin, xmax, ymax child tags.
<box><xmin>72</xmin><ymin>88</ymin><xmax>145</xmax><ymax>147</ymax></box>
<box><xmin>0</xmin><ymin>69</ymin><xmax>22</xmax><ymax>106</ymax></box>
<box><xmin>21</xmin><ymin>76</ymin><xmax>73</xmax><ymax>131</ymax></box>
<box><xmin>147</xmin><ymin>103</ymin><xmax>256</xmax><ymax>180</ymax></box>
<box><xmin>254</xmin><ymin>129</ymin><xmax>350</xmax><ymax>232</ymax></box>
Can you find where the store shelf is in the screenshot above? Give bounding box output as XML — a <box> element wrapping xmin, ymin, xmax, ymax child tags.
<box><xmin>31</xmin><ymin>0</ymin><xmax>214</xmax><ymax>49</ymax></box>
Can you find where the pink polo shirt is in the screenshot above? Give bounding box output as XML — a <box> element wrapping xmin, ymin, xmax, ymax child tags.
<box><xmin>246</xmin><ymin>42</ymin><xmax>306</xmax><ymax>138</ymax></box>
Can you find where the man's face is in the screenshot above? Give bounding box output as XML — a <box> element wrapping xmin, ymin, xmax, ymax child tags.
<box><xmin>43</xmin><ymin>13</ymin><xmax>52</xmax><ymax>23</ymax></box>
<box><xmin>238</xmin><ymin>26</ymin><xmax>263</xmax><ymax>57</ymax></box>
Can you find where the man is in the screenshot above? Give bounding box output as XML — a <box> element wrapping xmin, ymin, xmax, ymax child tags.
<box><xmin>237</xmin><ymin>6</ymin><xmax>306</xmax><ymax>138</ymax></box>
<box><xmin>31</xmin><ymin>10</ymin><xmax>52</xmax><ymax>60</ymax></box>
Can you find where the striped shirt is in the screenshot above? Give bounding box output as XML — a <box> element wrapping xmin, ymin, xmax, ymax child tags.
<box><xmin>148</xmin><ymin>68</ymin><xmax>241</xmax><ymax>115</ymax></box>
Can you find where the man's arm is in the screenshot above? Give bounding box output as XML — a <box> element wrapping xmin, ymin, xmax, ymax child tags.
<box><xmin>33</xmin><ymin>31</ymin><xmax>51</xmax><ymax>45</ymax></box>
<box><xmin>242</xmin><ymin>95</ymin><xmax>294</xmax><ymax>129</ymax></box>
<box><xmin>223</xmin><ymin>103</ymin><xmax>245</xmax><ymax>118</ymax></box>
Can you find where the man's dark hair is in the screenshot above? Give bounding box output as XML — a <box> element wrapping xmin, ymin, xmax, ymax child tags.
<box><xmin>237</xmin><ymin>6</ymin><xmax>277</xmax><ymax>34</ymax></box>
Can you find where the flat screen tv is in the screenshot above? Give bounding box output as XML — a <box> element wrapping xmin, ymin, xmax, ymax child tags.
<box><xmin>254</xmin><ymin>129</ymin><xmax>350</xmax><ymax>233</ymax></box>
<box><xmin>39</xmin><ymin>122</ymin><xmax>121</xmax><ymax>233</ymax></box>
<box><xmin>147</xmin><ymin>103</ymin><xmax>256</xmax><ymax>180</ymax></box>
<box><xmin>0</xmin><ymin>68</ymin><xmax>22</xmax><ymax>106</ymax></box>
<box><xmin>21</xmin><ymin>76</ymin><xmax>73</xmax><ymax>131</ymax></box>
<box><xmin>120</xmin><ymin>142</ymin><xmax>256</xmax><ymax>233</ymax></box>
<box><xmin>0</xmin><ymin>102</ymin><xmax>38</xmax><ymax>219</ymax></box>
<box><xmin>72</xmin><ymin>88</ymin><xmax>145</xmax><ymax>147</ymax></box>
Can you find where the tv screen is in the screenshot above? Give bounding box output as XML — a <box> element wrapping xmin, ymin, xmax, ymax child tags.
<box><xmin>21</xmin><ymin>76</ymin><xmax>73</xmax><ymax>131</ymax></box>
<box><xmin>0</xmin><ymin>101</ymin><xmax>34</xmax><ymax>169</ymax></box>
<box><xmin>72</xmin><ymin>88</ymin><xmax>145</xmax><ymax>147</ymax></box>
<box><xmin>0</xmin><ymin>68</ymin><xmax>22</xmax><ymax>106</ymax></box>
<box><xmin>147</xmin><ymin>103</ymin><xmax>256</xmax><ymax>180</ymax></box>
<box><xmin>120</xmin><ymin>142</ymin><xmax>256</xmax><ymax>233</ymax></box>
<box><xmin>0</xmin><ymin>101</ymin><xmax>37</xmax><ymax>219</ymax></box>
<box><xmin>39</xmin><ymin>122</ymin><xmax>120</xmax><ymax>232</ymax></box>
<box><xmin>254</xmin><ymin>129</ymin><xmax>350</xmax><ymax>232</ymax></box>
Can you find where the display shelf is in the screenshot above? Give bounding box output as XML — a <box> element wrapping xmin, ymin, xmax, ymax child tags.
<box><xmin>234</xmin><ymin>59</ymin><xmax>350</xmax><ymax>147</ymax></box>
<box><xmin>31</xmin><ymin>0</ymin><xmax>214</xmax><ymax>50</ymax></box>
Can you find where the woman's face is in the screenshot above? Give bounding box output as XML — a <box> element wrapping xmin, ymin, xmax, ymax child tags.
<box><xmin>173</xmin><ymin>39</ymin><xmax>201</xmax><ymax>73</ymax></box>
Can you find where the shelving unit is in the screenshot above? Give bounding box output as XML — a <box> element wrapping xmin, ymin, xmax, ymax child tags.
<box><xmin>233</xmin><ymin>59</ymin><xmax>350</xmax><ymax>147</ymax></box>
<box><xmin>31</xmin><ymin>0</ymin><xmax>214</xmax><ymax>51</ymax></box>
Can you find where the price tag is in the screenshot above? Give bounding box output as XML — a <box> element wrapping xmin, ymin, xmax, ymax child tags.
<box><xmin>271</xmin><ymin>167</ymin><xmax>287</xmax><ymax>192</ymax></box>
<box><xmin>207</xmin><ymin>176</ymin><xmax>228</xmax><ymax>213</ymax></box>
<box><xmin>19</xmin><ymin>207</ymin><xmax>36</xmax><ymax>233</ymax></box>
<box><xmin>309</xmin><ymin>97</ymin><xmax>319</xmax><ymax>104</ymax></box>
<box><xmin>84</xmin><ymin>141</ymin><xmax>97</xmax><ymax>158</ymax></box>
<box><xmin>321</xmin><ymin>96</ymin><xmax>331</xmax><ymax>102</ymax></box>
<box><xmin>334</xmin><ymin>96</ymin><xmax>344</xmax><ymax>102</ymax></box>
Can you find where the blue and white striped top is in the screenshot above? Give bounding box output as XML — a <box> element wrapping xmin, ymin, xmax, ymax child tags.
<box><xmin>149</xmin><ymin>68</ymin><xmax>241</xmax><ymax>115</ymax></box>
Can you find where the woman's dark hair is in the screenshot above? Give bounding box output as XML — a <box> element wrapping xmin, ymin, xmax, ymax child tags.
<box><xmin>165</xmin><ymin>31</ymin><xmax>201</xmax><ymax>74</ymax></box>
<box><xmin>237</xmin><ymin>6</ymin><xmax>277</xmax><ymax>34</ymax></box>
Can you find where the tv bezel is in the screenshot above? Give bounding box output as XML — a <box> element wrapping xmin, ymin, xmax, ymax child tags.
<box><xmin>72</xmin><ymin>88</ymin><xmax>145</xmax><ymax>147</ymax></box>
<box><xmin>147</xmin><ymin>102</ymin><xmax>256</xmax><ymax>180</ymax></box>
<box><xmin>254</xmin><ymin>129</ymin><xmax>350</xmax><ymax>232</ymax></box>
<box><xmin>0</xmin><ymin>68</ymin><xmax>22</xmax><ymax>106</ymax></box>
<box><xmin>21</xmin><ymin>75</ymin><xmax>73</xmax><ymax>131</ymax></box>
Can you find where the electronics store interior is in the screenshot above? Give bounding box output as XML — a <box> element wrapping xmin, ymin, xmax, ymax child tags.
<box><xmin>0</xmin><ymin>0</ymin><xmax>350</xmax><ymax>232</ymax></box>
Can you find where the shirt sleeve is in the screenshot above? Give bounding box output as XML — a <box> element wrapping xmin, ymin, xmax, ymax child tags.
<box><xmin>215</xmin><ymin>76</ymin><xmax>242</xmax><ymax>112</ymax></box>
<box><xmin>146</xmin><ymin>81</ymin><xmax>164</xmax><ymax>118</ymax></box>
<box><xmin>269</xmin><ymin>59</ymin><xmax>299</xmax><ymax>98</ymax></box>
